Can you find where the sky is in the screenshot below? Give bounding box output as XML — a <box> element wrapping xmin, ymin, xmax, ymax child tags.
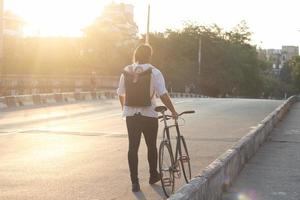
<box><xmin>4</xmin><ymin>0</ymin><xmax>300</xmax><ymax>49</ymax></box>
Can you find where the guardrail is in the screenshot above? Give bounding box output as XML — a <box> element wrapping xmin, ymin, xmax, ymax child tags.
<box><xmin>0</xmin><ymin>91</ymin><xmax>203</xmax><ymax>109</ymax></box>
<box><xmin>169</xmin><ymin>95</ymin><xmax>299</xmax><ymax>200</ymax></box>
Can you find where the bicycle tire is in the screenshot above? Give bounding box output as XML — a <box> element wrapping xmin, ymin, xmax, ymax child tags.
<box><xmin>159</xmin><ymin>141</ymin><xmax>175</xmax><ymax>197</ymax></box>
<box><xmin>179</xmin><ymin>136</ymin><xmax>192</xmax><ymax>183</ymax></box>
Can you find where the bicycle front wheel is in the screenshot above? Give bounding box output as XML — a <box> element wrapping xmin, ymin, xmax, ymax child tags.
<box><xmin>159</xmin><ymin>141</ymin><xmax>175</xmax><ymax>197</ymax></box>
<box><xmin>179</xmin><ymin>136</ymin><xmax>192</xmax><ymax>183</ymax></box>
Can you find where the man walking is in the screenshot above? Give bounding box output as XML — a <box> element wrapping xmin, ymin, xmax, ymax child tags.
<box><xmin>117</xmin><ymin>44</ymin><xmax>178</xmax><ymax>192</ymax></box>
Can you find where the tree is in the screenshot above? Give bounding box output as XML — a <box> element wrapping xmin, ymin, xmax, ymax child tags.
<box><xmin>146</xmin><ymin>21</ymin><xmax>266</xmax><ymax>97</ymax></box>
<box><xmin>83</xmin><ymin>3</ymin><xmax>138</xmax><ymax>75</ymax></box>
<box><xmin>290</xmin><ymin>56</ymin><xmax>300</xmax><ymax>92</ymax></box>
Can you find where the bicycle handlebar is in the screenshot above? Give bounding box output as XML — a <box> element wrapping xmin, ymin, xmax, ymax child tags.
<box><xmin>158</xmin><ymin>110</ymin><xmax>195</xmax><ymax>120</ymax></box>
<box><xmin>181</xmin><ymin>110</ymin><xmax>195</xmax><ymax>114</ymax></box>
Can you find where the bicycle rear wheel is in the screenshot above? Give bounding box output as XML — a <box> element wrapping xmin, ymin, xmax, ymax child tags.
<box><xmin>159</xmin><ymin>141</ymin><xmax>175</xmax><ymax>197</ymax></box>
<box><xmin>179</xmin><ymin>136</ymin><xmax>191</xmax><ymax>183</ymax></box>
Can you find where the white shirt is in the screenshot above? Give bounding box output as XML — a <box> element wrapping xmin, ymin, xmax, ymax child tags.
<box><xmin>117</xmin><ymin>63</ymin><xmax>168</xmax><ymax>118</ymax></box>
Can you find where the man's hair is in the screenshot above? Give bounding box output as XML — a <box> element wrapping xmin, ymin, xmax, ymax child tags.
<box><xmin>133</xmin><ymin>44</ymin><xmax>153</xmax><ymax>64</ymax></box>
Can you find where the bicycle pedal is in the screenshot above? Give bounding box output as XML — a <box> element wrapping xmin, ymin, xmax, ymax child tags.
<box><xmin>173</xmin><ymin>168</ymin><xmax>180</xmax><ymax>172</ymax></box>
<box><xmin>174</xmin><ymin>171</ymin><xmax>181</xmax><ymax>179</ymax></box>
<box><xmin>162</xmin><ymin>178</ymin><xmax>172</xmax><ymax>187</ymax></box>
<box><xmin>181</xmin><ymin>155</ymin><xmax>190</xmax><ymax>163</ymax></box>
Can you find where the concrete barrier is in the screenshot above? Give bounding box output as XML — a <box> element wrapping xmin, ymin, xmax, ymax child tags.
<box><xmin>54</xmin><ymin>93</ymin><xmax>63</xmax><ymax>103</ymax></box>
<box><xmin>97</xmin><ymin>91</ymin><xmax>106</xmax><ymax>100</ymax></box>
<box><xmin>169</xmin><ymin>92</ymin><xmax>201</xmax><ymax>98</ymax></box>
<box><xmin>16</xmin><ymin>95</ymin><xmax>36</xmax><ymax>106</ymax></box>
<box><xmin>0</xmin><ymin>91</ymin><xmax>202</xmax><ymax>109</ymax></box>
<box><xmin>0</xmin><ymin>97</ymin><xmax>6</xmax><ymax>108</ymax></box>
<box><xmin>32</xmin><ymin>94</ymin><xmax>42</xmax><ymax>105</ymax></box>
<box><xmin>169</xmin><ymin>95</ymin><xmax>298</xmax><ymax>200</ymax></box>
<box><xmin>5</xmin><ymin>96</ymin><xmax>17</xmax><ymax>107</ymax></box>
<box><xmin>91</xmin><ymin>91</ymin><xmax>97</xmax><ymax>100</ymax></box>
<box><xmin>62</xmin><ymin>92</ymin><xmax>75</xmax><ymax>103</ymax></box>
<box><xmin>40</xmin><ymin>93</ymin><xmax>56</xmax><ymax>104</ymax></box>
<box><xmin>74</xmin><ymin>92</ymin><xmax>84</xmax><ymax>101</ymax></box>
<box><xmin>81</xmin><ymin>92</ymin><xmax>93</xmax><ymax>101</ymax></box>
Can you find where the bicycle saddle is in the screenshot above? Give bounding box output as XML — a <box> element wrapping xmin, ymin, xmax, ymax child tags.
<box><xmin>155</xmin><ymin>106</ymin><xmax>168</xmax><ymax>112</ymax></box>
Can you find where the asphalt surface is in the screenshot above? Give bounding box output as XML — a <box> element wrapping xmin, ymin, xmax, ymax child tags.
<box><xmin>222</xmin><ymin>102</ymin><xmax>300</xmax><ymax>200</ymax></box>
<box><xmin>0</xmin><ymin>98</ymin><xmax>283</xmax><ymax>200</ymax></box>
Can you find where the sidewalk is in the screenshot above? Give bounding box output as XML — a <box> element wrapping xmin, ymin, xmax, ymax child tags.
<box><xmin>222</xmin><ymin>102</ymin><xmax>300</xmax><ymax>200</ymax></box>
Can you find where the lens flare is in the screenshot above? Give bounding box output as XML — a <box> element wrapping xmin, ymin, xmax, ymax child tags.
<box><xmin>237</xmin><ymin>190</ymin><xmax>257</xmax><ymax>200</ymax></box>
<box><xmin>238</xmin><ymin>193</ymin><xmax>251</xmax><ymax>200</ymax></box>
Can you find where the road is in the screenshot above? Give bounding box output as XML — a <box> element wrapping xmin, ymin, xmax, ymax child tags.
<box><xmin>0</xmin><ymin>98</ymin><xmax>283</xmax><ymax>200</ymax></box>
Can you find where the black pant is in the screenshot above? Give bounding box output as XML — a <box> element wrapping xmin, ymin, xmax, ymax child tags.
<box><xmin>126</xmin><ymin>114</ymin><xmax>159</xmax><ymax>183</ymax></box>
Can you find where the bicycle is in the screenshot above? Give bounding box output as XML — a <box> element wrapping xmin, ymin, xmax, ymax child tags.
<box><xmin>155</xmin><ymin>106</ymin><xmax>195</xmax><ymax>197</ymax></box>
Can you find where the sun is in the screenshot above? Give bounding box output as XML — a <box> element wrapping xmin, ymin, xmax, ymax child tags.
<box><xmin>6</xmin><ymin>0</ymin><xmax>110</xmax><ymax>37</ymax></box>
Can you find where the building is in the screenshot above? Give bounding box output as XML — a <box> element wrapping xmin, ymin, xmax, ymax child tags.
<box><xmin>266</xmin><ymin>49</ymin><xmax>282</xmax><ymax>69</ymax></box>
<box><xmin>3</xmin><ymin>11</ymin><xmax>24</xmax><ymax>37</ymax></box>
<box><xmin>260</xmin><ymin>46</ymin><xmax>299</xmax><ymax>76</ymax></box>
<box><xmin>0</xmin><ymin>0</ymin><xmax>4</xmax><ymax>61</ymax></box>
<box><xmin>102</xmin><ymin>3</ymin><xmax>135</xmax><ymax>24</ymax></box>
<box><xmin>98</xmin><ymin>3</ymin><xmax>138</xmax><ymax>44</ymax></box>
<box><xmin>281</xmin><ymin>46</ymin><xmax>299</xmax><ymax>63</ymax></box>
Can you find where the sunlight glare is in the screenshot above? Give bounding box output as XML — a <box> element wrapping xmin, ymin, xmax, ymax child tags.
<box><xmin>5</xmin><ymin>0</ymin><xmax>300</xmax><ymax>48</ymax></box>
<box><xmin>6</xmin><ymin>0</ymin><xmax>110</xmax><ymax>37</ymax></box>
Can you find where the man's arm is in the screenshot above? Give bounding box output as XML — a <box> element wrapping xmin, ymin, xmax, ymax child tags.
<box><xmin>117</xmin><ymin>73</ymin><xmax>125</xmax><ymax>110</ymax></box>
<box><xmin>119</xmin><ymin>95</ymin><xmax>125</xmax><ymax>110</ymax></box>
<box><xmin>153</xmin><ymin>70</ymin><xmax>178</xmax><ymax>118</ymax></box>
<box><xmin>160</xmin><ymin>93</ymin><xmax>178</xmax><ymax>118</ymax></box>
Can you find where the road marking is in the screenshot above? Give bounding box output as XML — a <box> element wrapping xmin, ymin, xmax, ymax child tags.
<box><xmin>20</xmin><ymin>129</ymin><xmax>127</xmax><ymax>137</ymax></box>
<box><xmin>174</xmin><ymin>100</ymin><xmax>194</xmax><ymax>104</ymax></box>
<box><xmin>0</xmin><ymin>129</ymin><xmax>31</xmax><ymax>136</ymax></box>
<box><xmin>286</xmin><ymin>129</ymin><xmax>300</xmax><ymax>135</ymax></box>
<box><xmin>0</xmin><ymin>112</ymin><xmax>122</xmax><ymax>136</ymax></box>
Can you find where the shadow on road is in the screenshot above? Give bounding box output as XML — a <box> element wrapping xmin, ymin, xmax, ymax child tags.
<box><xmin>133</xmin><ymin>191</ymin><xmax>147</xmax><ymax>200</ymax></box>
<box><xmin>150</xmin><ymin>184</ymin><xmax>166</xmax><ymax>199</ymax></box>
<box><xmin>132</xmin><ymin>184</ymin><xmax>166</xmax><ymax>200</ymax></box>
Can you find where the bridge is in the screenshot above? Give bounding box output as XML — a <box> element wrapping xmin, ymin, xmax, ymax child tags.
<box><xmin>1</xmin><ymin>92</ymin><xmax>296</xmax><ymax>199</ymax></box>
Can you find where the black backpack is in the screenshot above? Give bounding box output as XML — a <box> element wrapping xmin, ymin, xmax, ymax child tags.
<box><xmin>123</xmin><ymin>67</ymin><xmax>153</xmax><ymax>107</ymax></box>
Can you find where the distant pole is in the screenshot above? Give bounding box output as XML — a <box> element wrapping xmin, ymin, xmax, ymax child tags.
<box><xmin>0</xmin><ymin>0</ymin><xmax>3</xmax><ymax>70</ymax></box>
<box><xmin>198</xmin><ymin>37</ymin><xmax>202</xmax><ymax>75</ymax></box>
<box><xmin>145</xmin><ymin>4</ymin><xmax>150</xmax><ymax>44</ymax></box>
<box><xmin>298</xmin><ymin>30</ymin><xmax>300</xmax><ymax>55</ymax></box>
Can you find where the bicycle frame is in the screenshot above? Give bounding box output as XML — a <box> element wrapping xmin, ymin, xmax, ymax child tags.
<box><xmin>157</xmin><ymin>107</ymin><xmax>194</xmax><ymax>197</ymax></box>
<box><xmin>161</xmin><ymin>116</ymin><xmax>183</xmax><ymax>169</ymax></box>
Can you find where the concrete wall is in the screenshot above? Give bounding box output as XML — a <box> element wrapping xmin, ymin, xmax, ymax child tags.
<box><xmin>169</xmin><ymin>95</ymin><xmax>298</xmax><ymax>200</ymax></box>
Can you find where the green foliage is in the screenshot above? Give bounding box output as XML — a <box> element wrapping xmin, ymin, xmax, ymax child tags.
<box><xmin>148</xmin><ymin>21</ymin><xmax>264</xmax><ymax>97</ymax></box>
<box><xmin>82</xmin><ymin>8</ymin><xmax>138</xmax><ymax>75</ymax></box>
<box><xmin>289</xmin><ymin>56</ymin><xmax>300</xmax><ymax>92</ymax></box>
<box><xmin>262</xmin><ymin>71</ymin><xmax>297</xmax><ymax>98</ymax></box>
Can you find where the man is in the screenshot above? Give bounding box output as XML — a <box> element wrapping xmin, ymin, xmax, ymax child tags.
<box><xmin>117</xmin><ymin>44</ymin><xmax>178</xmax><ymax>192</ymax></box>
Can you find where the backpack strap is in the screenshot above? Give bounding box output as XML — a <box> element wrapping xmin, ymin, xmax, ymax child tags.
<box><xmin>123</xmin><ymin>67</ymin><xmax>152</xmax><ymax>83</ymax></box>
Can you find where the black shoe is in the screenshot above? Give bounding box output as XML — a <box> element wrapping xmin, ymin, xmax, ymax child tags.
<box><xmin>132</xmin><ymin>182</ymin><xmax>140</xmax><ymax>192</ymax></box>
<box><xmin>149</xmin><ymin>173</ymin><xmax>161</xmax><ymax>184</ymax></box>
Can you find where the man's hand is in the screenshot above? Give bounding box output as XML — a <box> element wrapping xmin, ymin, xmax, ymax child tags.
<box><xmin>171</xmin><ymin>111</ymin><xmax>178</xmax><ymax>120</ymax></box>
<box><xmin>160</xmin><ymin>93</ymin><xmax>178</xmax><ymax>119</ymax></box>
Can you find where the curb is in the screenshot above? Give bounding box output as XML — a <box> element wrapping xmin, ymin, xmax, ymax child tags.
<box><xmin>169</xmin><ymin>95</ymin><xmax>298</xmax><ymax>200</ymax></box>
<box><xmin>0</xmin><ymin>97</ymin><xmax>6</xmax><ymax>108</ymax></box>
